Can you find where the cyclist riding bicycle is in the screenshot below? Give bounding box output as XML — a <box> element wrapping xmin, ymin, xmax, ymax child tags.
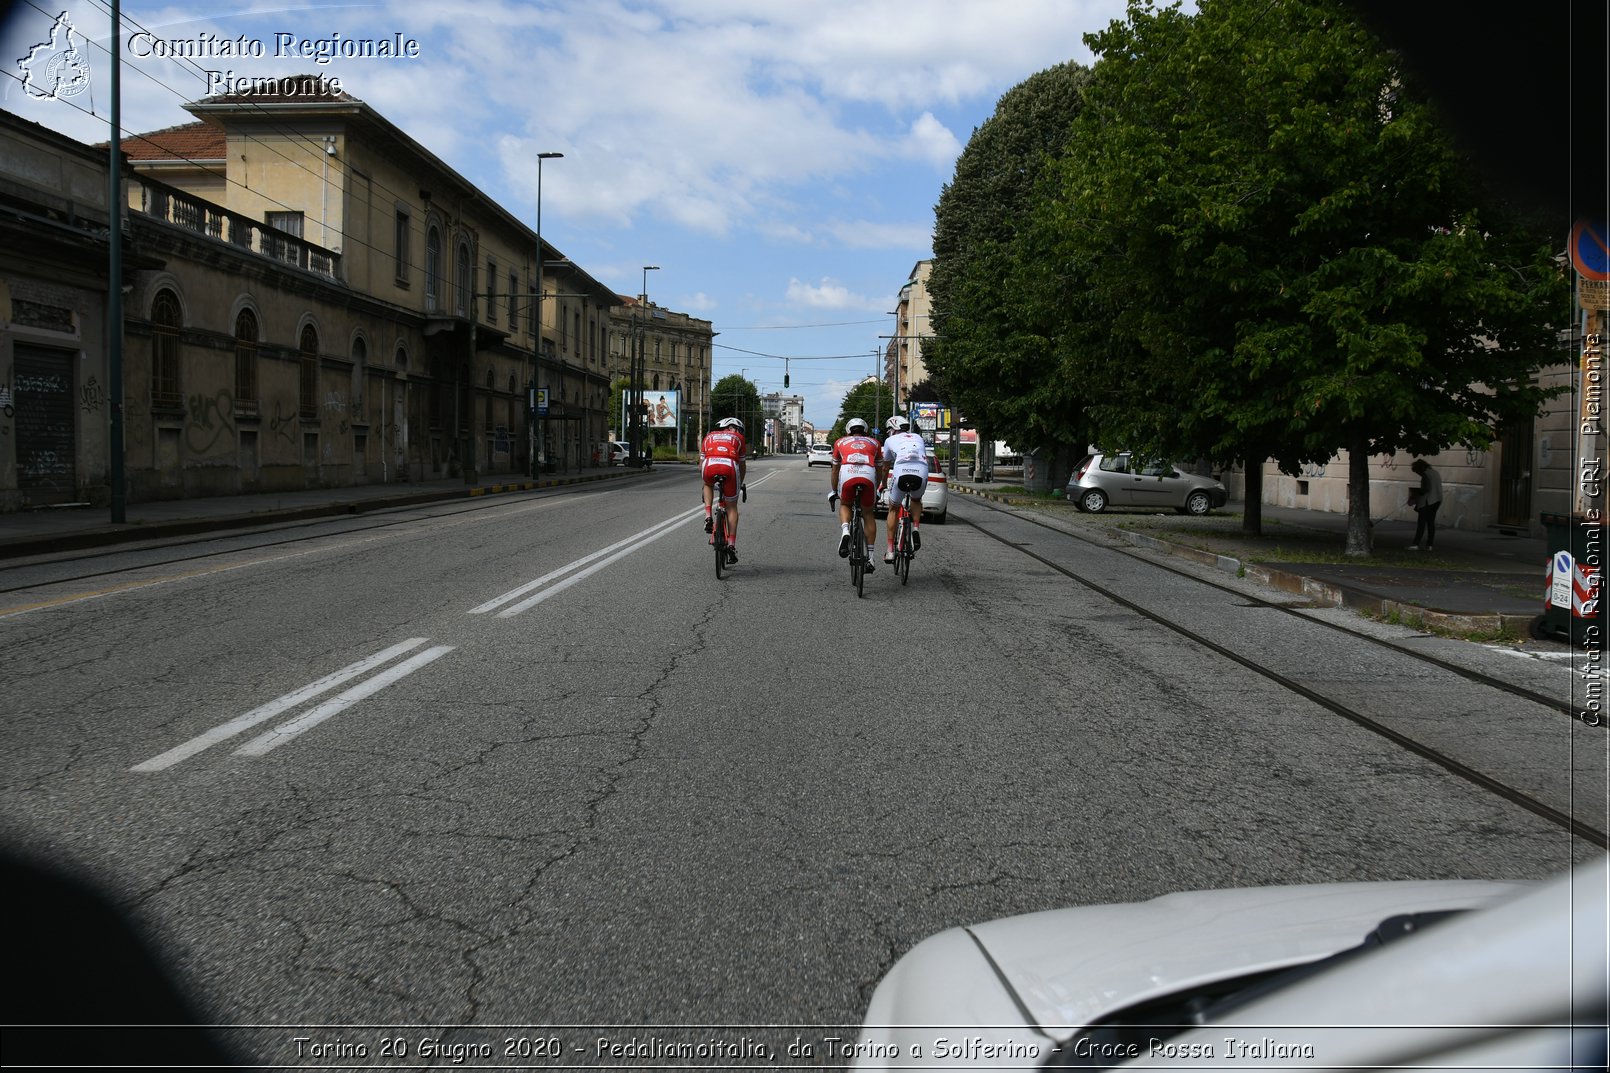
<box><xmin>829</xmin><ymin>417</ymin><xmax>884</xmax><ymax>571</ymax></box>
<box><xmin>880</xmin><ymin>415</ymin><xmax>929</xmax><ymax>564</ymax></box>
<box><xmin>700</xmin><ymin>417</ymin><xmax>747</xmax><ymax>564</ymax></box>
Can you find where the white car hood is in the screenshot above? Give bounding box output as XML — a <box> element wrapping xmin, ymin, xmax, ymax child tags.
<box><xmin>856</xmin><ymin>873</ymin><xmax>1584</xmax><ymax>1068</ymax></box>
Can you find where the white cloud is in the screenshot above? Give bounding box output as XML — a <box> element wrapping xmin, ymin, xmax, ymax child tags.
<box><xmin>902</xmin><ymin>112</ymin><xmax>963</xmax><ymax>169</ymax></box>
<box><xmin>823</xmin><ymin>219</ymin><xmax>933</xmax><ymax>252</ymax></box>
<box><xmin>785</xmin><ymin>277</ymin><xmax>887</xmax><ymax>312</ymax></box>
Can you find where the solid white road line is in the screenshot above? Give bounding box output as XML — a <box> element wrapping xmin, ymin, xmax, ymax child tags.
<box><xmin>469</xmin><ymin>469</ymin><xmax>782</xmax><ymax>618</ymax></box>
<box><xmin>130</xmin><ymin>638</ymin><xmax>430</xmax><ymax>772</ymax></box>
<box><xmin>470</xmin><ymin>507</ymin><xmax>704</xmax><ymax>616</ymax></box>
<box><xmin>233</xmin><ymin>644</ymin><xmax>456</xmax><ymax>757</ymax></box>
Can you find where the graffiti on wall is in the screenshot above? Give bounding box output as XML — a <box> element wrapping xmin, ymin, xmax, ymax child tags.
<box><xmin>80</xmin><ymin>376</ymin><xmax>104</xmax><ymax>413</ymax></box>
<box><xmin>268</xmin><ymin>400</ymin><xmax>297</xmax><ymax>444</ymax></box>
<box><xmin>186</xmin><ymin>390</ymin><xmax>235</xmax><ymax>453</ymax></box>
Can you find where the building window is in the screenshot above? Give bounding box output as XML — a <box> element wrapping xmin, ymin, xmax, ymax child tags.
<box><xmin>487</xmin><ymin>258</ymin><xmax>498</xmax><ymax>324</ymax></box>
<box><xmin>394</xmin><ymin>211</ymin><xmax>410</xmax><ymax>283</ymax></box>
<box><xmin>396</xmin><ymin>343</ymin><xmax>408</xmax><ymax>369</ymax></box>
<box><xmin>351</xmin><ymin>336</ymin><xmax>367</xmax><ymax>415</ymax></box>
<box><xmin>299</xmin><ymin>324</ymin><xmax>320</xmax><ymax>417</ymax></box>
<box><xmin>267</xmin><ymin>211</ymin><xmax>304</xmax><ymax>237</ymax></box>
<box><xmin>508</xmin><ymin>271</ymin><xmax>518</xmax><ymax>331</ymax></box>
<box><xmin>425</xmin><ymin>226</ymin><xmax>442</xmax><ymax>312</ymax></box>
<box><xmin>150</xmin><ymin>290</ymin><xmax>181</xmax><ymax>410</ymax></box>
<box><xmin>234</xmin><ymin>309</ymin><xmax>258</xmax><ymax>413</ymax></box>
<box><xmin>455</xmin><ymin>241</ymin><xmax>471</xmax><ymax>316</ymax></box>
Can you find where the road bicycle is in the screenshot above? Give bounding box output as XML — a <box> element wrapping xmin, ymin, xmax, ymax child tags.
<box><xmin>888</xmin><ymin>477</ymin><xmax>923</xmax><ymax>585</ymax></box>
<box><xmin>711</xmin><ymin>476</ymin><xmax>745</xmax><ymax>578</ymax></box>
<box><xmin>712</xmin><ymin>476</ymin><xmax>730</xmax><ymax>578</ymax></box>
<box><xmin>831</xmin><ymin>490</ymin><xmax>872</xmax><ymax>597</ymax></box>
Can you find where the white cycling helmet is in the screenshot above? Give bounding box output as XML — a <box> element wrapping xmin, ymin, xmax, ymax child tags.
<box><xmin>718</xmin><ymin>417</ymin><xmax>745</xmax><ymax>433</ymax></box>
<box><xmin>845</xmin><ymin>417</ymin><xmax>869</xmax><ymax>434</ymax></box>
<box><xmin>886</xmin><ymin>415</ymin><xmax>910</xmax><ymax>432</ymax></box>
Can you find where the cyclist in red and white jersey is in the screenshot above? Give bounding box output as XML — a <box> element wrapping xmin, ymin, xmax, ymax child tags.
<box><xmin>880</xmin><ymin>415</ymin><xmax>929</xmax><ymax>564</ymax></box>
<box><xmin>829</xmin><ymin>417</ymin><xmax>884</xmax><ymax>570</ymax></box>
<box><xmin>700</xmin><ymin>417</ymin><xmax>747</xmax><ymax>564</ymax></box>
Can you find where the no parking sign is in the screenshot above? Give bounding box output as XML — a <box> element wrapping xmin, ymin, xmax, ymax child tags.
<box><xmin>1552</xmin><ymin>551</ymin><xmax>1574</xmax><ymax>608</ymax></box>
<box><xmin>1572</xmin><ymin>218</ymin><xmax>1609</xmax><ymax>310</ymax></box>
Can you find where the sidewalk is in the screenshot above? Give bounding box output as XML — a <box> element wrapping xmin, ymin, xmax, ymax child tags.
<box><xmin>0</xmin><ymin>465</ymin><xmax>642</xmax><ymax>559</ymax></box>
<box><xmin>950</xmin><ymin>479</ymin><xmax>1554</xmax><ymax>638</ymax></box>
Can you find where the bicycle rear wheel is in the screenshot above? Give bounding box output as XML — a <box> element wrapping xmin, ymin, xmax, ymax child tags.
<box><xmin>851</xmin><ymin>504</ymin><xmax>866</xmax><ymax>597</ymax></box>
<box><xmin>898</xmin><ymin>512</ymin><xmax>911</xmax><ymax>585</ymax></box>
<box><xmin>714</xmin><ymin>507</ymin><xmax>727</xmax><ymax>578</ymax></box>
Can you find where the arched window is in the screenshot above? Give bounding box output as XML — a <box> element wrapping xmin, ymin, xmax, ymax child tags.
<box><xmin>299</xmin><ymin>324</ymin><xmax>319</xmax><ymax>416</ymax></box>
<box><xmin>425</xmin><ymin>226</ymin><xmax>442</xmax><ymax>312</ymax></box>
<box><xmin>151</xmin><ymin>290</ymin><xmax>181</xmax><ymax>409</ymax></box>
<box><xmin>234</xmin><ymin>308</ymin><xmax>258</xmax><ymax>412</ymax></box>
<box><xmin>351</xmin><ymin>336</ymin><xmax>367</xmax><ymax>415</ymax></box>
<box><xmin>455</xmin><ymin>241</ymin><xmax>471</xmax><ymax>316</ymax></box>
<box><xmin>395</xmin><ymin>343</ymin><xmax>408</xmax><ymax>370</ymax></box>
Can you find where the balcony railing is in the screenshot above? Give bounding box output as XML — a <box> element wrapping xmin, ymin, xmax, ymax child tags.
<box><xmin>135</xmin><ymin>176</ymin><xmax>341</xmax><ymax>281</ymax></box>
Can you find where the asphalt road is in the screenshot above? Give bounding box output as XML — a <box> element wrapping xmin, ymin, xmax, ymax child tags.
<box><xmin>0</xmin><ymin>458</ymin><xmax>1595</xmax><ymax>1066</ymax></box>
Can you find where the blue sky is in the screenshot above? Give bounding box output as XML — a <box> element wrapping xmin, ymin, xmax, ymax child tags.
<box><xmin>3</xmin><ymin>0</ymin><xmax>1129</xmax><ymax>428</ymax></box>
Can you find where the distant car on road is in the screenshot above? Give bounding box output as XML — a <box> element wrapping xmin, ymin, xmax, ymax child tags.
<box><xmin>806</xmin><ymin>443</ymin><xmax>833</xmax><ymax>467</ymax></box>
<box><xmin>1068</xmin><ymin>451</ymin><xmax>1227</xmax><ymax>515</ymax></box>
<box><xmin>609</xmin><ymin>441</ymin><xmax>630</xmax><ymax>466</ymax></box>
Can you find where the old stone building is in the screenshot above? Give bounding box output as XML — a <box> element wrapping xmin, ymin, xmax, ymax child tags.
<box><xmin>3</xmin><ymin>76</ymin><xmax>711</xmax><ymax>511</ymax></box>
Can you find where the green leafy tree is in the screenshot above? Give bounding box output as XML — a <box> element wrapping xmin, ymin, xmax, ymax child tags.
<box><xmin>607</xmin><ymin>377</ymin><xmax>632</xmax><ymax>440</ymax></box>
<box><xmin>831</xmin><ymin>379</ymin><xmax>895</xmax><ymax>439</ymax></box>
<box><xmin>710</xmin><ymin>374</ymin><xmax>761</xmax><ymax>447</ymax></box>
<box><xmin>1044</xmin><ymin>0</ymin><xmax>1567</xmax><ymax>550</ymax></box>
<box><xmin>927</xmin><ymin>61</ymin><xmax>1094</xmax><ymax>476</ymax></box>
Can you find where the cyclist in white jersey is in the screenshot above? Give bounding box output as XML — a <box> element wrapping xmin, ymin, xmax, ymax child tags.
<box><xmin>880</xmin><ymin>415</ymin><xmax>930</xmax><ymax>564</ymax></box>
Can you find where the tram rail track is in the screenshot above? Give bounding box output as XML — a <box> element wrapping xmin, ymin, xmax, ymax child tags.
<box><xmin>0</xmin><ymin>484</ymin><xmax>610</xmax><ymax>599</ymax></box>
<box><xmin>957</xmin><ymin>496</ymin><xmax>1608</xmax><ymax>849</ymax></box>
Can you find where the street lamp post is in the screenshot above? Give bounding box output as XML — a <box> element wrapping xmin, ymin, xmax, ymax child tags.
<box><xmin>634</xmin><ymin>265</ymin><xmax>659</xmax><ymax>466</ymax></box>
<box><xmin>530</xmin><ymin>151</ymin><xmax>562</xmax><ymax>478</ymax></box>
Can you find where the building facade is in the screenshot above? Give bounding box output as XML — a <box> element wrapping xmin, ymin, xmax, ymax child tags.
<box><xmin>2</xmin><ymin>77</ymin><xmax>704</xmax><ymax>511</ymax></box>
<box><xmin>889</xmin><ymin>259</ymin><xmax>934</xmax><ymax>406</ymax></box>
<box><xmin>605</xmin><ymin>296</ymin><xmax>713</xmax><ymax>455</ymax></box>
<box><xmin>0</xmin><ymin>112</ymin><xmax>116</xmax><ymax>510</ymax></box>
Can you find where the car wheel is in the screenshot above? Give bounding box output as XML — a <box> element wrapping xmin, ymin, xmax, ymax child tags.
<box><xmin>1079</xmin><ymin>488</ymin><xmax>1107</xmax><ymax>513</ymax></box>
<box><xmin>1184</xmin><ymin>490</ymin><xmax>1212</xmax><ymax>515</ymax></box>
<box><xmin>928</xmin><ymin>511</ymin><xmax>945</xmax><ymax>525</ymax></box>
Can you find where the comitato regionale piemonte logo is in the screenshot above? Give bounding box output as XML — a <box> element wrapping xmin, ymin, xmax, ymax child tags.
<box><xmin>16</xmin><ymin>10</ymin><xmax>92</xmax><ymax>101</ymax></box>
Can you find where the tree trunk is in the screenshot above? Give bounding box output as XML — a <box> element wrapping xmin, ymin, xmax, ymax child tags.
<box><xmin>1240</xmin><ymin>460</ymin><xmax>1264</xmax><ymax>536</ymax></box>
<box><xmin>1345</xmin><ymin>427</ymin><xmax>1373</xmax><ymax>557</ymax></box>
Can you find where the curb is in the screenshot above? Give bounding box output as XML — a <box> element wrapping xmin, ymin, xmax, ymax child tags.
<box><xmin>951</xmin><ymin>485</ymin><xmax>1528</xmax><ymax>637</ymax></box>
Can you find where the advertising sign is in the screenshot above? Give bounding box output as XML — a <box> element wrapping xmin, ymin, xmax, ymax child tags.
<box><xmin>621</xmin><ymin>389</ymin><xmax>679</xmax><ymax>431</ymax></box>
<box><xmin>910</xmin><ymin>403</ymin><xmax>958</xmax><ymax>432</ymax></box>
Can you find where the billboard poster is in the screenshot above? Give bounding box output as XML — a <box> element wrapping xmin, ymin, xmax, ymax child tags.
<box><xmin>621</xmin><ymin>389</ymin><xmax>680</xmax><ymax>431</ymax></box>
<box><xmin>912</xmin><ymin>403</ymin><xmax>951</xmax><ymax>432</ymax></box>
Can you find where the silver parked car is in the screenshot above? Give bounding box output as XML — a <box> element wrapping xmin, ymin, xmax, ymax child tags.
<box><xmin>854</xmin><ymin>857</ymin><xmax>1606</xmax><ymax>1071</ymax></box>
<box><xmin>1068</xmin><ymin>451</ymin><xmax>1227</xmax><ymax>515</ymax></box>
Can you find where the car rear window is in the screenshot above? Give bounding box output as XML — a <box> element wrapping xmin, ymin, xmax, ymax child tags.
<box><xmin>1099</xmin><ymin>455</ymin><xmax>1129</xmax><ymax>473</ymax></box>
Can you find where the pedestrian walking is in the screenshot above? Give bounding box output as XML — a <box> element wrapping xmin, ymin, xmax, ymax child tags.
<box><xmin>1408</xmin><ymin>459</ymin><xmax>1443</xmax><ymax>550</ymax></box>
